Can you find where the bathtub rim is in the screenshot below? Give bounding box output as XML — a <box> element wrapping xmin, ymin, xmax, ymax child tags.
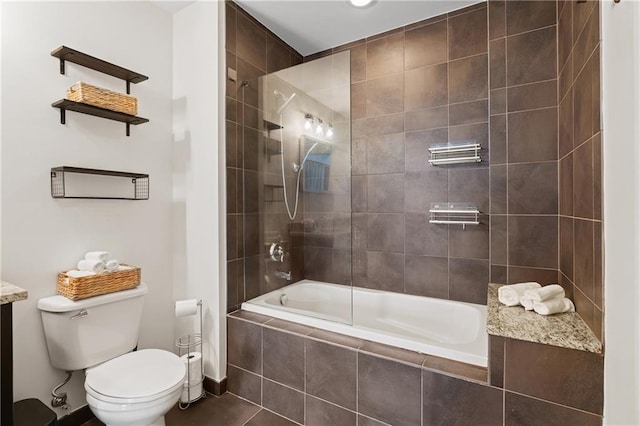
<box><xmin>241</xmin><ymin>280</ymin><xmax>488</xmax><ymax>367</ymax></box>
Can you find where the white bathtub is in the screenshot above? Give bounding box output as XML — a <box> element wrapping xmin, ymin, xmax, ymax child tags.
<box><xmin>241</xmin><ymin>280</ymin><xmax>488</xmax><ymax>367</ymax></box>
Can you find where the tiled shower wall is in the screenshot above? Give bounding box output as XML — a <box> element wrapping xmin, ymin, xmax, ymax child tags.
<box><xmin>225</xmin><ymin>1</ymin><xmax>303</xmax><ymax>311</ymax></box>
<box><xmin>226</xmin><ymin>0</ymin><xmax>604</xmax><ymax>340</ymax></box>
<box><xmin>307</xmin><ymin>1</ymin><xmax>562</xmax><ymax>305</ymax></box>
<box><xmin>558</xmin><ymin>1</ymin><xmax>603</xmax><ymax>340</ymax></box>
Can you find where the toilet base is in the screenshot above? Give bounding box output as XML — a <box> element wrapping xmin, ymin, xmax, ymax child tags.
<box><xmin>103</xmin><ymin>415</ymin><xmax>165</xmax><ymax>426</ymax></box>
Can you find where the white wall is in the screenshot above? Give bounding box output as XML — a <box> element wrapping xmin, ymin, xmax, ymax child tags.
<box><xmin>1</xmin><ymin>1</ymin><xmax>174</xmax><ymax>417</ymax></box>
<box><xmin>601</xmin><ymin>1</ymin><xmax>640</xmax><ymax>424</ymax></box>
<box><xmin>173</xmin><ymin>0</ymin><xmax>226</xmax><ymax>381</ymax></box>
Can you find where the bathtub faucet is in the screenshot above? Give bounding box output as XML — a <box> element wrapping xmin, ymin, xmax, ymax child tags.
<box><xmin>275</xmin><ymin>271</ymin><xmax>292</xmax><ymax>280</ymax></box>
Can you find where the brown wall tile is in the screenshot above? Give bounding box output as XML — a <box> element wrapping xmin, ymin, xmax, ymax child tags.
<box><xmin>507</xmin><ymin>26</ymin><xmax>557</xmax><ymax>86</ymax></box>
<box><xmin>405</xmin><ymin>255</ymin><xmax>449</xmax><ymax>298</ymax></box>
<box><xmin>449</xmin><ymin>258</ymin><xmax>490</xmax><ymax>304</ymax></box>
<box><xmin>508</xmin><ymin>107</ymin><xmax>558</xmax><ymax>163</ymax></box>
<box><xmin>449</xmin><ymin>54</ymin><xmax>489</xmax><ymax>103</ymax></box>
<box><xmin>236</xmin><ymin>12</ymin><xmax>266</xmax><ymax>71</ymax></box>
<box><xmin>423</xmin><ymin>370</ymin><xmax>503</xmax><ymax>425</ymax></box>
<box><xmin>367</xmin><ymin>74</ymin><xmax>405</xmax><ymax>117</ymax></box>
<box><xmin>306</xmin><ymin>339</ymin><xmax>357</xmax><ymax>410</ymax></box>
<box><xmin>405</xmin><ymin>64</ymin><xmax>448</xmax><ymax>111</ymax></box>
<box><xmin>358</xmin><ymin>353</ymin><xmax>422</xmax><ymax>425</ymax></box>
<box><xmin>489</xmin><ymin>336</ymin><xmax>505</xmax><ymax>387</ymax></box>
<box><xmin>405</xmin><ymin>213</ymin><xmax>448</xmax><ymax>256</ymax></box>
<box><xmin>559</xmin><ymin>87</ymin><xmax>574</xmax><ymax>158</ymax></box>
<box><xmin>490</xmin><ymin>88</ymin><xmax>507</xmax><ymax>115</ymax></box>
<box><xmin>448</xmin><ymin>7</ymin><xmax>488</xmax><ymax>60</ymax></box>
<box><xmin>367</xmin><ymin>33</ymin><xmax>404</xmax><ymax>79</ymax></box>
<box><xmin>490</xmin><ymin>165</ymin><xmax>507</xmax><ymax>213</ymax></box>
<box><xmin>508</xmin><ymin>162</ymin><xmax>558</xmax><ymax>214</ymax></box>
<box><xmin>450</xmin><ymin>223</ymin><xmax>489</xmax><ymax>260</ymax></box>
<box><xmin>404</xmin><ymin>19</ymin><xmax>447</xmax><ymax>70</ymax></box>
<box><xmin>505</xmin><ymin>339</ymin><xmax>603</xmax><ymax>414</ymax></box>
<box><xmin>491</xmin><ymin>215</ymin><xmax>507</xmax><ymax>265</ymax></box>
<box><xmin>366</xmin><ymin>133</ymin><xmax>405</xmax><ymax>174</ymax></box>
<box><xmin>367</xmin><ymin>173</ymin><xmax>404</xmax><ymax>212</ymax></box>
<box><xmin>262</xmin><ymin>379</ymin><xmax>304</xmax><ymax>424</ymax></box>
<box><xmin>560</xmin><ymin>216</ymin><xmax>574</xmax><ymax>281</ymax></box>
<box><xmin>228</xmin><ymin>365</ymin><xmax>261</xmax><ymax>404</ymax></box>
<box><xmin>366</xmin><ymin>214</ymin><xmax>405</xmax><ymax>253</ymax></box>
<box><xmin>574</xmin><ymin>218</ymin><xmax>594</xmax><ymax>300</ymax></box>
<box><xmin>490</xmin><ymin>38</ymin><xmax>506</xmax><ymax>89</ymax></box>
<box><xmin>508</xmin><ymin>215</ymin><xmax>558</xmax><ymax>268</ymax></box>
<box><xmin>573</xmin><ymin>138</ymin><xmax>594</xmax><ymax>219</ymax></box>
<box><xmin>490</xmin><ymin>114</ymin><xmax>507</xmax><ymax>164</ymax></box>
<box><xmin>507</xmin><ymin>80</ymin><xmax>557</xmax><ymax>112</ymax></box>
<box><xmin>305</xmin><ymin>396</ymin><xmax>356</xmax><ymax>426</ymax></box>
<box><xmin>508</xmin><ymin>266</ymin><xmax>559</xmax><ymax>285</ymax></box>
<box><xmin>263</xmin><ymin>327</ymin><xmax>305</xmax><ymax>390</ymax></box>
<box><xmin>505</xmin><ymin>391</ymin><xmax>602</xmax><ymax>426</ymax></box>
<box><xmin>489</xmin><ymin>1</ymin><xmax>506</xmax><ymax>40</ymax></box>
<box><xmin>405</xmin><ymin>105</ymin><xmax>448</xmax><ymax>132</ymax></box>
<box><xmin>450</xmin><ymin>100</ymin><xmax>488</xmax><ymax>126</ymax></box>
<box><xmin>506</xmin><ymin>1</ymin><xmax>557</xmax><ymax>36</ymax></box>
<box><xmin>351</xmin><ymin>43</ymin><xmax>367</xmax><ymax>83</ymax></box>
<box><xmin>228</xmin><ymin>317</ymin><xmax>262</xmax><ymax>374</ymax></box>
<box><xmin>365</xmin><ymin>251</ymin><xmax>405</xmax><ymax>293</ymax></box>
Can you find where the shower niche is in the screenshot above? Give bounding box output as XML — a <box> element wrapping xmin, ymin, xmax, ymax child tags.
<box><xmin>240</xmin><ymin>51</ymin><xmax>352</xmax><ymax>324</ymax></box>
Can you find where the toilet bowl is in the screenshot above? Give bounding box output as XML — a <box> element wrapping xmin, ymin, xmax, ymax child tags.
<box><xmin>84</xmin><ymin>349</ymin><xmax>186</xmax><ymax>426</ymax></box>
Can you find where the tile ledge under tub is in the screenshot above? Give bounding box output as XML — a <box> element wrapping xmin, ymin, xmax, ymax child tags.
<box><xmin>486</xmin><ymin>283</ymin><xmax>603</xmax><ymax>354</ymax></box>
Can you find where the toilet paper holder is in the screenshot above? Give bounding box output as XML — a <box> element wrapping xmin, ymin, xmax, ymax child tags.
<box><xmin>175</xmin><ymin>299</ymin><xmax>205</xmax><ymax>409</ymax></box>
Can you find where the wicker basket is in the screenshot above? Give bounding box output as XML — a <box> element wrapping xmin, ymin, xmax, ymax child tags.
<box><xmin>57</xmin><ymin>264</ymin><xmax>141</xmax><ymax>301</ymax></box>
<box><xmin>66</xmin><ymin>81</ymin><xmax>138</xmax><ymax>115</ymax></box>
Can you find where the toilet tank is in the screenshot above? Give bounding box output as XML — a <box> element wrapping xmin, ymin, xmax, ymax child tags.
<box><xmin>37</xmin><ymin>283</ymin><xmax>148</xmax><ymax>371</ymax></box>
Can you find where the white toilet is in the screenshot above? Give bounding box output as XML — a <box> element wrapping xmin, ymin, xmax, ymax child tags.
<box><xmin>38</xmin><ymin>283</ymin><xmax>186</xmax><ymax>426</ymax></box>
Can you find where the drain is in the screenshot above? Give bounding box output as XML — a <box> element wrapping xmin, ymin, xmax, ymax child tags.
<box><xmin>279</xmin><ymin>294</ymin><xmax>288</xmax><ymax>306</ymax></box>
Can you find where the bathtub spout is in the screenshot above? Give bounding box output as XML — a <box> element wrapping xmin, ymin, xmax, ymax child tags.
<box><xmin>275</xmin><ymin>271</ymin><xmax>292</xmax><ymax>280</ymax></box>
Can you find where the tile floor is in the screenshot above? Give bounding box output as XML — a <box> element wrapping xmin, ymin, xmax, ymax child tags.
<box><xmin>81</xmin><ymin>392</ymin><xmax>296</xmax><ymax>426</ymax></box>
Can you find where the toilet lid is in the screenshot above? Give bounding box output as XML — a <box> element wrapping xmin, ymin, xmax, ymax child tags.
<box><xmin>85</xmin><ymin>349</ymin><xmax>186</xmax><ymax>400</ymax></box>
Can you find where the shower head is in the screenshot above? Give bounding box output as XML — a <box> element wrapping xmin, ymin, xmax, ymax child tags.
<box><xmin>274</xmin><ymin>90</ymin><xmax>297</xmax><ymax>114</ymax></box>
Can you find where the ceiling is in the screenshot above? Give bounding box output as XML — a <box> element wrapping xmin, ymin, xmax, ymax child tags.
<box><xmin>150</xmin><ymin>1</ymin><xmax>483</xmax><ymax>56</ymax></box>
<box><xmin>235</xmin><ymin>0</ymin><xmax>482</xmax><ymax>56</ymax></box>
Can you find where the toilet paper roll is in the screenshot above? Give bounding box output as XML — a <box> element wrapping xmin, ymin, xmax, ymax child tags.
<box><xmin>180</xmin><ymin>351</ymin><xmax>203</xmax><ymax>386</ymax></box>
<box><xmin>180</xmin><ymin>381</ymin><xmax>203</xmax><ymax>403</ymax></box>
<box><xmin>175</xmin><ymin>299</ymin><xmax>198</xmax><ymax>317</ymax></box>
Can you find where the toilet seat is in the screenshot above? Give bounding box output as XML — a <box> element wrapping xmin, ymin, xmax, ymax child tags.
<box><xmin>85</xmin><ymin>349</ymin><xmax>186</xmax><ymax>405</ymax></box>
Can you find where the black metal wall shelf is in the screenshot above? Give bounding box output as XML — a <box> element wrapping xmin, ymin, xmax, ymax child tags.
<box><xmin>51</xmin><ymin>46</ymin><xmax>149</xmax><ymax>136</ymax></box>
<box><xmin>51</xmin><ymin>46</ymin><xmax>148</xmax><ymax>93</ymax></box>
<box><xmin>51</xmin><ymin>166</ymin><xmax>149</xmax><ymax>200</ymax></box>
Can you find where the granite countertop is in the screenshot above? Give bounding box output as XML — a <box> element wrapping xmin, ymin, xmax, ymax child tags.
<box><xmin>487</xmin><ymin>283</ymin><xmax>602</xmax><ymax>354</ymax></box>
<box><xmin>0</xmin><ymin>281</ymin><xmax>28</xmax><ymax>305</ymax></box>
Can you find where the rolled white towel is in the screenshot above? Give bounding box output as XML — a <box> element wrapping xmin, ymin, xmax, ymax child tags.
<box><xmin>77</xmin><ymin>259</ymin><xmax>105</xmax><ymax>274</ymax></box>
<box><xmin>105</xmin><ymin>259</ymin><xmax>120</xmax><ymax>272</ymax></box>
<box><xmin>498</xmin><ymin>282</ymin><xmax>541</xmax><ymax>306</ymax></box>
<box><xmin>66</xmin><ymin>270</ymin><xmax>96</xmax><ymax>278</ymax></box>
<box><xmin>85</xmin><ymin>251</ymin><xmax>112</xmax><ymax>262</ymax></box>
<box><xmin>520</xmin><ymin>296</ymin><xmax>535</xmax><ymax>311</ymax></box>
<box><xmin>524</xmin><ymin>284</ymin><xmax>565</xmax><ymax>302</ymax></box>
<box><xmin>533</xmin><ymin>297</ymin><xmax>575</xmax><ymax>315</ymax></box>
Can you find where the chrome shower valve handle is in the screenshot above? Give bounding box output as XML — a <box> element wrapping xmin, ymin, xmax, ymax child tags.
<box><xmin>269</xmin><ymin>242</ymin><xmax>285</xmax><ymax>262</ymax></box>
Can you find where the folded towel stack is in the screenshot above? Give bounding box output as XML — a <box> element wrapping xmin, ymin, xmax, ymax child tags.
<box><xmin>105</xmin><ymin>259</ymin><xmax>120</xmax><ymax>272</ymax></box>
<box><xmin>77</xmin><ymin>259</ymin><xmax>105</xmax><ymax>274</ymax></box>
<box><xmin>499</xmin><ymin>283</ymin><xmax>575</xmax><ymax>316</ymax></box>
<box><xmin>75</xmin><ymin>251</ymin><xmax>114</xmax><ymax>274</ymax></box>
<box><xmin>85</xmin><ymin>251</ymin><xmax>111</xmax><ymax>262</ymax></box>
<box><xmin>498</xmin><ymin>282</ymin><xmax>541</xmax><ymax>306</ymax></box>
<box><xmin>533</xmin><ymin>297</ymin><xmax>575</xmax><ymax>315</ymax></box>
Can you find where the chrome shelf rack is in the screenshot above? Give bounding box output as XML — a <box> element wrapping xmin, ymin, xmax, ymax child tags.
<box><xmin>429</xmin><ymin>203</ymin><xmax>480</xmax><ymax>229</ymax></box>
<box><xmin>428</xmin><ymin>141</ymin><xmax>481</xmax><ymax>166</ymax></box>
